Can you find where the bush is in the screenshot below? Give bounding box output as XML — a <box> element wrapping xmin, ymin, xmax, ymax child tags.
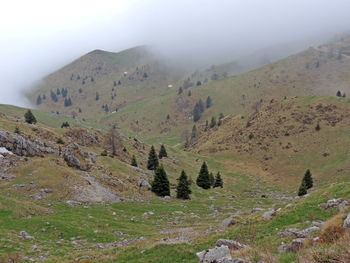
<box><xmin>319</xmin><ymin>226</ymin><xmax>346</xmax><ymax>244</ymax></box>
<box><xmin>101</xmin><ymin>150</ymin><xmax>108</xmax><ymax>156</ymax></box>
<box><xmin>56</xmin><ymin>138</ymin><xmax>65</xmax><ymax>144</ymax></box>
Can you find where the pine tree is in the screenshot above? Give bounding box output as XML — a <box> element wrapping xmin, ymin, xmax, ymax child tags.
<box><xmin>95</xmin><ymin>92</ymin><xmax>100</xmax><ymax>101</ymax></box>
<box><xmin>196</xmin><ymin>162</ymin><xmax>211</xmax><ymax>189</ymax></box>
<box><xmin>131</xmin><ymin>155</ymin><xmax>138</xmax><ymax>167</ymax></box>
<box><xmin>36</xmin><ymin>95</ymin><xmax>42</xmax><ymax>105</ymax></box>
<box><xmin>214</xmin><ymin>172</ymin><xmax>223</xmax><ymax>188</ymax></box>
<box><xmin>303</xmin><ymin>169</ymin><xmax>313</xmax><ymax>189</ymax></box>
<box><xmin>336</xmin><ymin>90</ymin><xmax>342</xmax><ymax>97</ymax></box>
<box><xmin>64</xmin><ymin>97</ymin><xmax>72</xmax><ymax>107</ymax></box>
<box><xmin>178</xmin><ymin>87</ymin><xmax>183</xmax><ymax>95</ymax></box>
<box><xmin>14</xmin><ymin>126</ymin><xmax>21</xmax><ymax>134</ymax></box>
<box><xmin>191</xmin><ymin>125</ymin><xmax>197</xmax><ymax>139</ymax></box>
<box><xmin>193</xmin><ymin>103</ymin><xmax>201</xmax><ymax>122</ymax></box>
<box><xmin>24</xmin><ymin>110</ymin><xmax>37</xmax><ymax>124</ymax></box>
<box><xmin>61</xmin><ymin>121</ymin><xmax>70</xmax><ymax>128</ymax></box>
<box><xmin>210</xmin><ymin>116</ymin><xmax>216</xmax><ymax>128</ymax></box>
<box><xmin>206</xmin><ymin>96</ymin><xmax>212</xmax><ymax>108</ymax></box>
<box><xmin>315</xmin><ymin>123</ymin><xmax>321</xmax><ymax>131</ymax></box>
<box><xmin>298</xmin><ymin>179</ymin><xmax>307</xmax><ymax>196</ymax></box>
<box><xmin>50</xmin><ymin>90</ymin><xmax>58</xmax><ymax>102</ymax></box>
<box><xmin>188</xmin><ymin>90</ymin><xmax>192</xmax><ymax>96</ymax></box>
<box><xmin>147</xmin><ymin>146</ymin><xmax>159</xmax><ymax>170</ymax></box>
<box><xmin>159</xmin><ymin>144</ymin><xmax>168</xmax><ymax>159</ymax></box>
<box><xmin>176</xmin><ymin>170</ymin><xmax>191</xmax><ymax>199</ymax></box>
<box><xmin>151</xmin><ymin>165</ymin><xmax>170</xmax><ymax>197</ymax></box>
<box><xmin>196</xmin><ymin>81</ymin><xmax>202</xmax><ymax>86</ymax></box>
<box><xmin>198</xmin><ymin>99</ymin><xmax>205</xmax><ymax>113</ymax></box>
<box><xmin>56</xmin><ymin>88</ymin><xmax>61</xmax><ymax>95</ymax></box>
<box><xmin>205</xmin><ymin>120</ymin><xmax>209</xmax><ymax>131</ymax></box>
<box><xmin>209</xmin><ymin>172</ymin><xmax>215</xmax><ymax>187</ymax></box>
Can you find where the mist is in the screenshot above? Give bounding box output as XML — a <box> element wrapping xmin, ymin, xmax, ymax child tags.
<box><xmin>1</xmin><ymin>0</ymin><xmax>350</xmax><ymax>106</ymax></box>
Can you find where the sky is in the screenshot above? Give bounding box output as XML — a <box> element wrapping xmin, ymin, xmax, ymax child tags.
<box><xmin>1</xmin><ymin>0</ymin><xmax>350</xmax><ymax>106</ymax></box>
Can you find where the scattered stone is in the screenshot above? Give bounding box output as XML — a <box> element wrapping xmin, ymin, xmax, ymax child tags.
<box><xmin>143</xmin><ymin>211</ymin><xmax>155</xmax><ymax>216</ymax></box>
<box><xmin>66</xmin><ymin>200</ymin><xmax>81</xmax><ymax>207</ymax></box>
<box><xmin>221</xmin><ymin>217</ymin><xmax>236</xmax><ymax>228</ymax></box>
<box><xmin>343</xmin><ymin>213</ymin><xmax>350</xmax><ymax>228</ymax></box>
<box><xmin>262</xmin><ymin>209</ymin><xmax>277</xmax><ymax>220</ymax></box>
<box><xmin>319</xmin><ymin>198</ymin><xmax>349</xmax><ymax>211</ymax></box>
<box><xmin>197</xmin><ymin>245</ymin><xmax>232</xmax><ymax>263</ymax></box>
<box><xmin>0</xmin><ymin>173</ymin><xmax>16</xmax><ymax>180</ymax></box>
<box><xmin>278</xmin><ymin>226</ymin><xmax>319</xmax><ymax>238</ymax></box>
<box><xmin>216</xmin><ymin>239</ymin><xmax>247</xmax><ymax>250</ymax></box>
<box><xmin>251</xmin><ymin>208</ymin><xmax>264</xmax><ymax>213</ymax></box>
<box><xmin>137</xmin><ymin>178</ymin><xmax>151</xmax><ymax>190</ymax></box>
<box><xmin>278</xmin><ymin>238</ymin><xmax>305</xmax><ymax>253</ymax></box>
<box><xmin>19</xmin><ymin>231</ymin><xmax>34</xmax><ymax>240</ymax></box>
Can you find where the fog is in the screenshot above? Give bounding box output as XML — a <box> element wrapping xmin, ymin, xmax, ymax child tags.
<box><xmin>1</xmin><ymin>0</ymin><xmax>350</xmax><ymax>106</ymax></box>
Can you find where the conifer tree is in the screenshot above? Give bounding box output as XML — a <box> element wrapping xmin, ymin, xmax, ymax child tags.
<box><xmin>303</xmin><ymin>169</ymin><xmax>313</xmax><ymax>189</ymax></box>
<box><xmin>196</xmin><ymin>162</ymin><xmax>211</xmax><ymax>189</ymax></box>
<box><xmin>209</xmin><ymin>172</ymin><xmax>215</xmax><ymax>187</ymax></box>
<box><xmin>151</xmin><ymin>165</ymin><xmax>170</xmax><ymax>197</ymax></box>
<box><xmin>214</xmin><ymin>172</ymin><xmax>223</xmax><ymax>188</ymax></box>
<box><xmin>193</xmin><ymin>103</ymin><xmax>201</xmax><ymax>122</ymax></box>
<box><xmin>14</xmin><ymin>126</ymin><xmax>21</xmax><ymax>134</ymax></box>
<box><xmin>336</xmin><ymin>90</ymin><xmax>342</xmax><ymax>97</ymax></box>
<box><xmin>36</xmin><ymin>95</ymin><xmax>42</xmax><ymax>105</ymax></box>
<box><xmin>50</xmin><ymin>90</ymin><xmax>58</xmax><ymax>102</ymax></box>
<box><xmin>205</xmin><ymin>120</ymin><xmax>209</xmax><ymax>131</ymax></box>
<box><xmin>24</xmin><ymin>110</ymin><xmax>37</xmax><ymax>124</ymax></box>
<box><xmin>131</xmin><ymin>155</ymin><xmax>138</xmax><ymax>167</ymax></box>
<box><xmin>56</xmin><ymin>88</ymin><xmax>61</xmax><ymax>95</ymax></box>
<box><xmin>188</xmin><ymin>90</ymin><xmax>192</xmax><ymax>96</ymax></box>
<box><xmin>298</xmin><ymin>179</ymin><xmax>307</xmax><ymax>196</ymax></box>
<box><xmin>191</xmin><ymin>125</ymin><xmax>197</xmax><ymax>139</ymax></box>
<box><xmin>210</xmin><ymin>116</ymin><xmax>216</xmax><ymax>128</ymax></box>
<box><xmin>206</xmin><ymin>96</ymin><xmax>212</xmax><ymax>108</ymax></box>
<box><xmin>198</xmin><ymin>99</ymin><xmax>205</xmax><ymax>113</ymax></box>
<box><xmin>178</xmin><ymin>87</ymin><xmax>183</xmax><ymax>95</ymax></box>
<box><xmin>158</xmin><ymin>144</ymin><xmax>168</xmax><ymax>159</ymax></box>
<box><xmin>176</xmin><ymin>170</ymin><xmax>191</xmax><ymax>199</ymax></box>
<box><xmin>147</xmin><ymin>145</ymin><xmax>159</xmax><ymax>170</ymax></box>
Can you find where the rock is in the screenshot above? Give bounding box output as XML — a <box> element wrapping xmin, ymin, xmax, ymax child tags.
<box><xmin>0</xmin><ymin>173</ymin><xmax>16</xmax><ymax>180</ymax></box>
<box><xmin>216</xmin><ymin>239</ymin><xmax>247</xmax><ymax>250</ymax></box>
<box><xmin>63</xmin><ymin>143</ymin><xmax>96</xmax><ymax>171</ymax></box>
<box><xmin>221</xmin><ymin>217</ymin><xmax>236</xmax><ymax>228</ymax></box>
<box><xmin>0</xmin><ymin>131</ymin><xmax>56</xmax><ymax>157</ymax></box>
<box><xmin>262</xmin><ymin>209</ymin><xmax>277</xmax><ymax>220</ymax></box>
<box><xmin>163</xmin><ymin>196</ymin><xmax>171</xmax><ymax>199</ymax></box>
<box><xmin>278</xmin><ymin>226</ymin><xmax>319</xmax><ymax>238</ymax></box>
<box><xmin>66</xmin><ymin>200</ymin><xmax>81</xmax><ymax>207</ymax></box>
<box><xmin>0</xmin><ymin>147</ymin><xmax>13</xmax><ymax>155</ymax></box>
<box><xmin>251</xmin><ymin>208</ymin><xmax>264</xmax><ymax>213</ymax></box>
<box><xmin>278</xmin><ymin>238</ymin><xmax>305</xmax><ymax>253</ymax></box>
<box><xmin>319</xmin><ymin>198</ymin><xmax>349</xmax><ymax>211</ymax></box>
<box><xmin>312</xmin><ymin>221</ymin><xmax>324</xmax><ymax>228</ymax></box>
<box><xmin>30</xmin><ymin>193</ymin><xmax>46</xmax><ymax>200</ymax></box>
<box><xmin>137</xmin><ymin>178</ymin><xmax>151</xmax><ymax>190</ymax></box>
<box><xmin>196</xmin><ymin>245</ymin><xmax>232</xmax><ymax>263</ymax></box>
<box><xmin>20</xmin><ymin>231</ymin><xmax>34</xmax><ymax>240</ymax></box>
<box><xmin>217</xmin><ymin>259</ymin><xmax>244</xmax><ymax>263</ymax></box>
<box><xmin>343</xmin><ymin>213</ymin><xmax>350</xmax><ymax>228</ymax></box>
<box><xmin>143</xmin><ymin>211</ymin><xmax>155</xmax><ymax>216</ymax></box>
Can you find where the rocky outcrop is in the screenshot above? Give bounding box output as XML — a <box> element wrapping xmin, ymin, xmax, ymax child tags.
<box><xmin>221</xmin><ymin>217</ymin><xmax>236</xmax><ymax>228</ymax></box>
<box><xmin>197</xmin><ymin>245</ymin><xmax>232</xmax><ymax>263</ymax></box>
<box><xmin>0</xmin><ymin>131</ymin><xmax>56</xmax><ymax>157</ymax></box>
<box><xmin>216</xmin><ymin>239</ymin><xmax>247</xmax><ymax>250</ymax></box>
<box><xmin>65</xmin><ymin>128</ymin><xmax>100</xmax><ymax>146</ymax></box>
<box><xmin>262</xmin><ymin>208</ymin><xmax>278</xmax><ymax>220</ymax></box>
<box><xmin>277</xmin><ymin>226</ymin><xmax>320</xmax><ymax>238</ymax></box>
<box><xmin>319</xmin><ymin>198</ymin><xmax>349</xmax><ymax>212</ymax></box>
<box><xmin>63</xmin><ymin>143</ymin><xmax>96</xmax><ymax>171</ymax></box>
<box><xmin>278</xmin><ymin>238</ymin><xmax>305</xmax><ymax>253</ymax></box>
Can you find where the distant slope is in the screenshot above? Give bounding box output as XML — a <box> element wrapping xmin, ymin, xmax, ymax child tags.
<box><xmin>191</xmin><ymin>96</ymin><xmax>350</xmax><ymax>188</ymax></box>
<box><xmin>102</xmin><ymin>35</ymin><xmax>350</xmax><ymax>144</ymax></box>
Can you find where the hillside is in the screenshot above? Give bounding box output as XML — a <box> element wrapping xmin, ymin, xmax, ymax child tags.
<box><xmin>191</xmin><ymin>96</ymin><xmax>350</xmax><ymax>189</ymax></box>
<box><xmin>94</xmin><ymin>35</ymin><xmax>350</xmax><ymax>145</ymax></box>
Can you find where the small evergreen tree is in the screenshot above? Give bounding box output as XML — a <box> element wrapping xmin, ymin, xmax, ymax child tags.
<box><xmin>178</xmin><ymin>87</ymin><xmax>183</xmax><ymax>95</ymax></box>
<box><xmin>206</xmin><ymin>96</ymin><xmax>212</xmax><ymax>108</ymax></box>
<box><xmin>14</xmin><ymin>126</ymin><xmax>21</xmax><ymax>134</ymax></box>
<box><xmin>166</xmin><ymin>114</ymin><xmax>170</xmax><ymax>120</ymax></box>
<box><xmin>214</xmin><ymin>172</ymin><xmax>223</xmax><ymax>188</ymax></box>
<box><xmin>196</xmin><ymin>162</ymin><xmax>211</xmax><ymax>189</ymax></box>
<box><xmin>50</xmin><ymin>90</ymin><xmax>58</xmax><ymax>102</ymax></box>
<box><xmin>303</xmin><ymin>169</ymin><xmax>313</xmax><ymax>189</ymax></box>
<box><xmin>210</xmin><ymin>116</ymin><xmax>216</xmax><ymax>128</ymax></box>
<box><xmin>176</xmin><ymin>170</ymin><xmax>191</xmax><ymax>199</ymax></box>
<box><xmin>188</xmin><ymin>90</ymin><xmax>192</xmax><ymax>96</ymax></box>
<box><xmin>113</xmin><ymin>81</ymin><xmax>117</xmax><ymax>87</ymax></box>
<box><xmin>151</xmin><ymin>165</ymin><xmax>170</xmax><ymax>197</ymax></box>
<box><xmin>36</xmin><ymin>95</ymin><xmax>42</xmax><ymax>105</ymax></box>
<box><xmin>64</xmin><ymin>97</ymin><xmax>72</xmax><ymax>107</ymax></box>
<box><xmin>158</xmin><ymin>144</ymin><xmax>168</xmax><ymax>159</ymax></box>
<box><xmin>56</xmin><ymin>88</ymin><xmax>61</xmax><ymax>95</ymax></box>
<box><xmin>209</xmin><ymin>172</ymin><xmax>215</xmax><ymax>187</ymax></box>
<box><xmin>298</xmin><ymin>179</ymin><xmax>307</xmax><ymax>196</ymax></box>
<box><xmin>24</xmin><ymin>110</ymin><xmax>37</xmax><ymax>124</ymax></box>
<box><xmin>147</xmin><ymin>146</ymin><xmax>159</xmax><ymax>170</ymax></box>
<box><xmin>315</xmin><ymin>123</ymin><xmax>321</xmax><ymax>131</ymax></box>
<box><xmin>205</xmin><ymin>120</ymin><xmax>209</xmax><ymax>131</ymax></box>
<box><xmin>61</xmin><ymin>121</ymin><xmax>70</xmax><ymax>128</ymax></box>
<box><xmin>193</xmin><ymin>103</ymin><xmax>201</xmax><ymax>122</ymax></box>
<box><xmin>131</xmin><ymin>155</ymin><xmax>138</xmax><ymax>167</ymax></box>
<box><xmin>336</xmin><ymin>90</ymin><xmax>342</xmax><ymax>97</ymax></box>
<box><xmin>198</xmin><ymin>99</ymin><xmax>205</xmax><ymax>113</ymax></box>
<box><xmin>196</xmin><ymin>81</ymin><xmax>202</xmax><ymax>86</ymax></box>
<box><xmin>96</xmin><ymin>92</ymin><xmax>100</xmax><ymax>101</ymax></box>
<box><xmin>191</xmin><ymin>125</ymin><xmax>197</xmax><ymax>139</ymax></box>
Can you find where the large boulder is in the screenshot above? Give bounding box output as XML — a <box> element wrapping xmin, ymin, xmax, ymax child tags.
<box><xmin>343</xmin><ymin>213</ymin><xmax>350</xmax><ymax>228</ymax></box>
<box><xmin>63</xmin><ymin>143</ymin><xmax>96</xmax><ymax>171</ymax></box>
<box><xmin>216</xmin><ymin>239</ymin><xmax>247</xmax><ymax>250</ymax></box>
<box><xmin>196</xmin><ymin>245</ymin><xmax>232</xmax><ymax>263</ymax></box>
<box><xmin>0</xmin><ymin>131</ymin><xmax>56</xmax><ymax>157</ymax></box>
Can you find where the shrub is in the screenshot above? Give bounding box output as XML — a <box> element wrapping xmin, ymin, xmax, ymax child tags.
<box><xmin>319</xmin><ymin>226</ymin><xmax>346</xmax><ymax>244</ymax></box>
<box><xmin>56</xmin><ymin>138</ymin><xmax>65</xmax><ymax>144</ymax></box>
<box><xmin>101</xmin><ymin>150</ymin><xmax>108</xmax><ymax>156</ymax></box>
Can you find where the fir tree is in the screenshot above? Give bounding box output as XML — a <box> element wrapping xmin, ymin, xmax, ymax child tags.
<box><xmin>210</xmin><ymin>116</ymin><xmax>216</xmax><ymax>128</ymax></box>
<box><xmin>298</xmin><ymin>179</ymin><xmax>307</xmax><ymax>196</ymax></box>
<box><xmin>188</xmin><ymin>90</ymin><xmax>192</xmax><ymax>96</ymax></box>
<box><xmin>198</xmin><ymin>99</ymin><xmax>205</xmax><ymax>113</ymax></box>
<box><xmin>205</xmin><ymin>120</ymin><xmax>209</xmax><ymax>131</ymax></box>
<box><xmin>176</xmin><ymin>170</ymin><xmax>191</xmax><ymax>199</ymax></box>
<box><xmin>151</xmin><ymin>165</ymin><xmax>170</xmax><ymax>197</ymax></box>
<box><xmin>214</xmin><ymin>172</ymin><xmax>223</xmax><ymax>188</ymax></box>
<box><xmin>178</xmin><ymin>87</ymin><xmax>183</xmax><ymax>95</ymax></box>
<box><xmin>303</xmin><ymin>169</ymin><xmax>313</xmax><ymax>189</ymax></box>
<box><xmin>191</xmin><ymin>125</ymin><xmax>197</xmax><ymax>139</ymax></box>
<box><xmin>61</xmin><ymin>121</ymin><xmax>70</xmax><ymax>128</ymax></box>
<box><xmin>336</xmin><ymin>90</ymin><xmax>342</xmax><ymax>97</ymax></box>
<box><xmin>50</xmin><ymin>90</ymin><xmax>58</xmax><ymax>102</ymax></box>
<box><xmin>196</xmin><ymin>81</ymin><xmax>202</xmax><ymax>86</ymax></box>
<box><xmin>36</xmin><ymin>95</ymin><xmax>42</xmax><ymax>105</ymax></box>
<box><xmin>113</xmin><ymin>81</ymin><xmax>117</xmax><ymax>87</ymax></box>
<box><xmin>315</xmin><ymin>123</ymin><xmax>321</xmax><ymax>131</ymax></box>
<box><xmin>158</xmin><ymin>144</ymin><xmax>168</xmax><ymax>159</ymax></box>
<box><xmin>209</xmin><ymin>172</ymin><xmax>215</xmax><ymax>187</ymax></box>
<box><xmin>131</xmin><ymin>155</ymin><xmax>138</xmax><ymax>167</ymax></box>
<box><xmin>64</xmin><ymin>97</ymin><xmax>72</xmax><ymax>107</ymax></box>
<box><xmin>206</xmin><ymin>96</ymin><xmax>212</xmax><ymax>108</ymax></box>
<box><xmin>24</xmin><ymin>110</ymin><xmax>37</xmax><ymax>124</ymax></box>
<box><xmin>147</xmin><ymin>145</ymin><xmax>159</xmax><ymax>170</ymax></box>
<box><xmin>193</xmin><ymin>103</ymin><xmax>201</xmax><ymax>122</ymax></box>
<box><xmin>196</xmin><ymin>162</ymin><xmax>211</xmax><ymax>189</ymax></box>
<box><xmin>56</xmin><ymin>88</ymin><xmax>61</xmax><ymax>95</ymax></box>
<box><xmin>95</xmin><ymin>92</ymin><xmax>100</xmax><ymax>101</ymax></box>
<box><xmin>14</xmin><ymin>126</ymin><xmax>21</xmax><ymax>134</ymax></box>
